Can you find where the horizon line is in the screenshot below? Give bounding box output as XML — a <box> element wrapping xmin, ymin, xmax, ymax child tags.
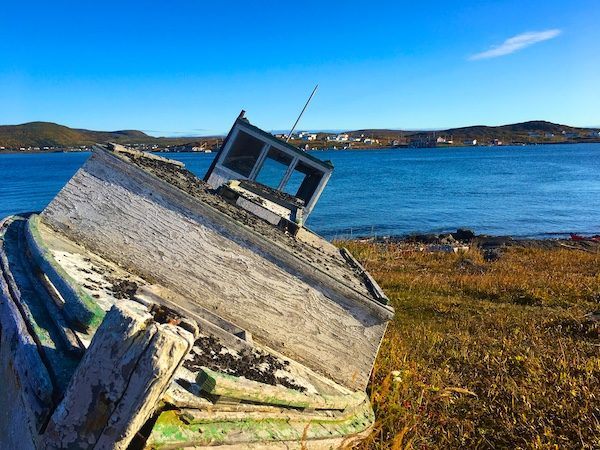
<box><xmin>1</xmin><ymin>119</ymin><xmax>599</xmax><ymax>139</ymax></box>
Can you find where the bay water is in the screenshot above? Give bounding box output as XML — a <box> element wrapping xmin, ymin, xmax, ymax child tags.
<box><xmin>1</xmin><ymin>144</ymin><xmax>598</xmax><ymax>239</ymax></box>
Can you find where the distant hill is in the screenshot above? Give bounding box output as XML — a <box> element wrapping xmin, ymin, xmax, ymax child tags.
<box><xmin>1</xmin><ymin>120</ymin><xmax>598</xmax><ymax>151</ymax></box>
<box><xmin>0</xmin><ymin>122</ymin><xmax>196</xmax><ymax>149</ymax></box>
<box><xmin>346</xmin><ymin>121</ymin><xmax>600</xmax><ymax>146</ymax></box>
<box><xmin>430</xmin><ymin>120</ymin><xmax>594</xmax><ymax>142</ymax></box>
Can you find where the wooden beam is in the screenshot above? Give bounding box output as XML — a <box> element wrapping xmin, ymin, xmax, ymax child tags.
<box><xmin>40</xmin><ymin>303</ymin><xmax>195</xmax><ymax>449</ymax></box>
<box><xmin>197</xmin><ymin>367</ymin><xmax>366</xmax><ymax>411</ymax></box>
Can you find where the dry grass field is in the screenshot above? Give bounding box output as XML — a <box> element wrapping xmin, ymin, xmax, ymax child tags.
<box><xmin>339</xmin><ymin>241</ymin><xmax>600</xmax><ymax>449</ymax></box>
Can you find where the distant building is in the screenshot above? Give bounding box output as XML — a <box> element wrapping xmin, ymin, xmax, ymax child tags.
<box><xmin>294</xmin><ymin>131</ymin><xmax>317</xmax><ymax>141</ymax></box>
<box><xmin>462</xmin><ymin>139</ymin><xmax>477</xmax><ymax>146</ymax></box>
<box><xmin>436</xmin><ymin>136</ymin><xmax>447</xmax><ymax>144</ymax></box>
<box><xmin>409</xmin><ymin>135</ymin><xmax>436</xmax><ymax>148</ymax></box>
<box><xmin>544</xmin><ymin>132</ymin><xmax>555</xmax><ymax>138</ymax></box>
<box><xmin>326</xmin><ymin>134</ymin><xmax>349</xmax><ymax>142</ymax></box>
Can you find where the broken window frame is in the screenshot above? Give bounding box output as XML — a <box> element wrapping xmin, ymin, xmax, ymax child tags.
<box><xmin>206</xmin><ymin>119</ymin><xmax>332</xmax><ymax>219</ymax></box>
<box><xmin>221</xmin><ymin>130</ymin><xmax>266</xmax><ymax>178</ymax></box>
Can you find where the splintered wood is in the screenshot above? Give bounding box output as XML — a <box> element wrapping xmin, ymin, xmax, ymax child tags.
<box><xmin>41</xmin><ymin>303</ymin><xmax>195</xmax><ymax>449</ymax></box>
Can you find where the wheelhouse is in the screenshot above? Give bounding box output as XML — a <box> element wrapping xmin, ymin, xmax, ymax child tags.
<box><xmin>204</xmin><ymin>111</ymin><xmax>333</xmax><ymax>220</ymax></box>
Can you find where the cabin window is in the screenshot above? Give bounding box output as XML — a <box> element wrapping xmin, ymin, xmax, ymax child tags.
<box><xmin>222</xmin><ymin>131</ymin><xmax>264</xmax><ymax>177</ymax></box>
<box><xmin>284</xmin><ymin>161</ymin><xmax>324</xmax><ymax>203</ymax></box>
<box><xmin>255</xmin><ymin>148</ymin><xmax>293</xmax><ymax>189</ymax></box>
<box><xmin>283</xmin><ymin>169</ymin><xmax>305</xmax><ymax>198</ymax></box>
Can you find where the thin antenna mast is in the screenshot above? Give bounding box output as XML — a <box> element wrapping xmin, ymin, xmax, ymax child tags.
<box><xmin>286</xmin><ymin>84</ymin><xmax>318</xmax><ymax>142</ymax></box>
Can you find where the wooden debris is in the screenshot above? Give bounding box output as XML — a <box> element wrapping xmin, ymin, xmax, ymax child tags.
<box><xmin>197</xmin><ymin>367</ymin><xmax>365</xmax><ymax>411</ymax></box>
<box><xmin>40</xmin><ymin>303</ymin><xmax>195</xmax><ymax>449</ymax></box>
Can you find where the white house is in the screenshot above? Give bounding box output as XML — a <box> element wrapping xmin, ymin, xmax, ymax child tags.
<box><xmin>363</xmin><ymin>138</ymin><xmax>379</xmax><ymax>145</ymax></box>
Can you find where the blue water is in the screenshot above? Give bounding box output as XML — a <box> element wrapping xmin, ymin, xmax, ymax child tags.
<box><xmin>1</xmin><ymin>144</ymin><xmax>599</xmax><ymax>239</ymax></box>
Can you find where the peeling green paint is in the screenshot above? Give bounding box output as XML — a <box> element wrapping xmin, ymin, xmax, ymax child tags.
<box><xmin>27</xmin><ymin>215</ymin><xmax>105</xmax><ymax>330</ymax></box>
<box><xmin>147</xmin><ymin>399</ymin><xmax>374</xmax><ymax>447</ymax></box>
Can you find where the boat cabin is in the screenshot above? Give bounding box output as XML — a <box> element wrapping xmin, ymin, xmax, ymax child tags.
<box><xmin>205</xmin><ymin>111</ymin><xmax>332</xmax><ymax>224</ymax></box>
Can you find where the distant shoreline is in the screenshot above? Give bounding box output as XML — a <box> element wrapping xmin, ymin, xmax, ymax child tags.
<box><xmin>2</xmin><ymin>140</ymin><xmax>600</xmax><ymax>155</ymax></box>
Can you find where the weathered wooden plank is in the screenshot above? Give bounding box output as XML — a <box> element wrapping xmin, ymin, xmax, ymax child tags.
<box><xmin>197</xmin><ymin>367</ymin><xmax>366</xmax><ymax>411</ymax></box>
<box><xmin>137</xmin><ymin>285</ymin><xmax>253</xmax><ymax>351</ymax></box>
<box><xmin>40</xmin><ymin>303</ymin><xmax>154</xmax><ymax>448</ymax></box>
<box><xmin>95</xmin><ymin>323</ymin><xmax>195</xmax><ymax>449</ymax></box>
<box><xmin>178</xmin><ymin>404</ymin><xmax>349</xmax><ymax>425</ymax></box>
<box><xmin>163</xmin><ymin>382</ymin><xmax>214</xmax><ymax>410</ymax></box>
<box><xmin>41</xmin><ymin>148</ymin><xmax>390</xmax><ymax>390</ymax></box>
<box><xmin>146</xmin><ymin>399</ymin><xmax>374</xmax><ymax>448</ymax></box>
<box><xmin>1</xmin><ymin>217</ymin><xmax>81</xmax><ymax>393</ymax></box>
<box><xmin>0</xmin><ymin>217</ymin><xmax>54</xmax><ymax>434</ymax></box>
<box><xmin>25</xmin><ymin>258</ymin><xmax>85</xmax><ymax>356</ymax></box>
<box><xmin>340</xmin><ymin>247</ymin><xmax>389</xmax><ymax>305</ymax></box>
<box><xmin>175</xmin><ymin>437</ymin><xmax>370</xmax><ymax>450</ymax></box>
<box><xmin>25</xmin><ymin>214</ymin><xmax>105</xmax><ymax>331</ymax></box>
<box><xmin>40</xmin><ymin>303</ymin><xmax>195</xmax><ymax>449</ymax></box>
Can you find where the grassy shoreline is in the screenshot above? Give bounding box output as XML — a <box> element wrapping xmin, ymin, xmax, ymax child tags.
<box><xmin>339</xmin><ymin>240</ymin><xmax>599</xmax><ymax>449</ymax></box>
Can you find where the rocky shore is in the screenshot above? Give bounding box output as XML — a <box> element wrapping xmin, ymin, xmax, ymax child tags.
<box><xmin>354</xmin><ymin>228</ymin><xmax>600</xmax><ymax>261</ymax></box>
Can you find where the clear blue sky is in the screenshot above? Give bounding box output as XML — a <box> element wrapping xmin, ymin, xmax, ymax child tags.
<box><xmin>1</xmin><ymin>0</ymin><xmax>599</xmax><ymax>136</ymax></box>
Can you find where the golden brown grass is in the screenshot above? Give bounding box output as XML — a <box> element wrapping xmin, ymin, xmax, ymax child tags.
<box><xmin>339</xmin><ymin>242</ymin><xmax>600</xmax><ymax>449</ymax></box>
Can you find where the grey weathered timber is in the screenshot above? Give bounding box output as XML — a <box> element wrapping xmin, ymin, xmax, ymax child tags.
<box><xmin>41</xmin><ymin>146</ymin><xmax>391</xmax><ymax>390</ymax></box>
<box><xmin>197</xmin><ymin>367</ymin><xmax>366</xmax><ymax>410</ymax></box>
<box><xmin>40</xmin><ymin>303</ymin><xmax>195</xmax><ymax>449</ymax></box>
<box><xmin>1</xmin><ymin>216</ymin><xmax>81</xmax><ymax>393</ymax></box>
<box><xmin>136</xmin><ymin>285</ymin><xmax>253</xmax><ymax>350</ymax></box>
<box><xmin>0</xmin><ymin>220</ymin><xmax>54</xmax><ymax>445</ymax></box>
<box><xmin>95</xmin><ymin>322</ymin><xmax>195</xmax><ymax>449</ymax></box>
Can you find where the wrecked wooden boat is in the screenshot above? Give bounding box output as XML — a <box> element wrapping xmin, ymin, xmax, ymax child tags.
<box><xmin>0</xmin><ymin>112</ymin><xmax>394</xmax><ymax>449</ymax></box>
